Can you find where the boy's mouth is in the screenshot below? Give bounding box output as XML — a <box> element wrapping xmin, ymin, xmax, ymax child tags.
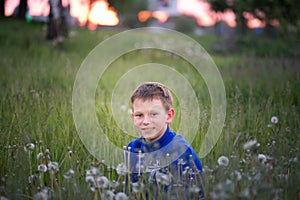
<box><xmin>141</xmin><ymin>127</ymin><xmax>155</xmax><ymax>131</ymax></box>
<box><xmin>142</xmin><ymin>127</ymin><xmax>155</xmax><ymax>133</ymax></box>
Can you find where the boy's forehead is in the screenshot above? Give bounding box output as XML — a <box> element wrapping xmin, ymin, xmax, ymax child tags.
<box><xmin>133</xmin><ymin>98</ymin><xmax>164</xmax><ymax>108</ymax></box>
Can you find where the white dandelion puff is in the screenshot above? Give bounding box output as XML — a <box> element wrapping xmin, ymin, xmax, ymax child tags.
<box><xmin>116</xmin><ymin>163</ymin><xmax>127</xmax><ymax>176</ymax></box>
<box><xmin>24</xmin><ymin>143</ymin><xmax>35</xmax><ymax>151</ymax></box>
<box><xmin>28</xmin><ymin>174</ymin><xmax>38</xmax><ymax>184</ymax></box>
<box><xmin>120</xmin><ymin>105</ymin><xmax>127</xmax><ymax>111</ymax></box>
<box><xmin>48</xmin><ymin>162</ymin><xmax>59</xmax><ymax>173</ymax></box>
<box><xmin>97</xmin><ymin>176</ymin><xmax>109</xmax><ymax>188</ymax></box>
<box><xmin>217</xmin><ymin>156</ymin><xmax>229</xmax><ymax>166</ymax></box>
<box><xmin>189</xmin><ymin>185</ymin><xmax>201</xmax><ymax>193</ymax></box>
<box><xmin>85</xmin><ymin>175</ymin><xmax>95</xmax><ymax>184</ymax></box>
<box><xmin>45</xmin><ymin>149</ymin><xmax>50</xmax><ymax>155</ymax></box>
<box><xmin>258</xmin><ymin>154</ymin><xmax>267</xmax><ymax>164</ymax></box>
<box><xmin>33</xmin><ymin>191</ymin><xmax>48</xmax><ymax>200</ymax></box>
<box><xmin>243</xmin><ymin>139</ymin><xmax>259</xmax><ymax>150</ymax></box>
<box><xmin>37</xmin><ymin>152</ymin><xmax>43</xmax><ymax>160</ymax></box>
<box><xmin>86</xmin><ymin>166</ymin><xmax>100</xmax><ymax>176</ymax></box>
<box><xmin>271</xmin><ymin>116</ymin><xmax>279</xmax><ymax>124</ymax></box>
<box><xmin>115</xmin><ymin>192</ymin><xmax>128</xmax><ymax>200</ymax></box>
<box><xmin>37</xmin><ymin>164</ymin><xmax>47</xmax><ymax>173</ymax></box>
<box><xmin>132</xmin><ymin>182</ymin><xmax>145</xmax><ymax>193</ymax></box>
<box><xmin>109</xmin><ymin>180</ymin><xmax>120</xmax><ymax>188</ymax></box>
<box><xmin>156</xmin><ymin>172</ymin><xmax>172</xmax><ymax>185</ymax></box>
<box><xmin>101</xmin><ymin>190</ymin><xmax>115</xmax><ymax>200</ymax></box>
<box><xmin>231</xmin><ymin>170</ymin><xmax>242</xmax><ymax>181</ymax></box>
<box><xmin>289</xmin><ymin>157</ymin><xmax>298</xmax><ymax>163</ymax></box>
<box><xmin>63</xmin><ymin>169</ymin><xmax>75</xmax><ymax>179</ymax></box>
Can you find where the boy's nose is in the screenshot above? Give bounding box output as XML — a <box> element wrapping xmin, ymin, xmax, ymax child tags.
<box><xmin>142</xmin><ymin>115</ymin><xmax>151</xmax><ymax>124</ymax></box>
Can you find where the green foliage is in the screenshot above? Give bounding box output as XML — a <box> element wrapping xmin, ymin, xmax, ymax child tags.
<box><xmin>170</xmin><ymin>15</ymin><xmax>198</xmax><ymax>33</ymax></box>
<box><xmin>208</xmin><ymin>0</ymin><xmax>300</xmax><ymax>36</ymax></box>
<box><xmin>108</xmin><ymin>0</ymin><xmax>148</xmax><ymax>28</ymax></box>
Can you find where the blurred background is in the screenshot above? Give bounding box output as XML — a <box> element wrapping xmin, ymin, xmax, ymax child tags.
<box><xmin>2</xmin><ymin>0</ymin><xmax>300</xmax><ymax>38</ymax></box>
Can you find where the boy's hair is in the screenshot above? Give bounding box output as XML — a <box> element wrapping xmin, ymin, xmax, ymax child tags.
<box><xmin>131</xmin><ymin>82</ymin><xmax>173</xmax><ymax>111</ymax></box>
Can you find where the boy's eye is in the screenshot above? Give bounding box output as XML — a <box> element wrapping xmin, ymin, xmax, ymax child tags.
<box><xmin>134</xmin><ymin>114</ymin><xmax>142</xmax><ymax>118</ymax></box>
<box><xmin>150</xmin><ymin>113</ymin><xmax>158</xmax><ymax>117</ymax></box>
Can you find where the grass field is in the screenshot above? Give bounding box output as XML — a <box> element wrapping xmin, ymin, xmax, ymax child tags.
<box><xmin>1</xmin><ymin>18</ymin><xmax>300</xmax><ymax>199</ymax></box>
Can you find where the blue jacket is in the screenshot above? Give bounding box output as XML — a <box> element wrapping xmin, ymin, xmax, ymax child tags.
<box><xmin>127</xmin><ymin>126</ymin><xmax>203</xmax><ymax>183</ymax></box>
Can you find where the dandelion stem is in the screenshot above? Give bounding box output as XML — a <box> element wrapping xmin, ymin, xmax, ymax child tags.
<box><xmin>138</xmin><ymin>150</ymin><xmax>142</xmax><ymax>177</ymax></box>
<box><xmin>127</xmin><ymin>146</ymin><xmax>131</xmax><ymax>193</ymax></box>
<box><xmin>28</xmin><ymin>151</ymin><xmax>32</xmax><ymax>177</ymax></box>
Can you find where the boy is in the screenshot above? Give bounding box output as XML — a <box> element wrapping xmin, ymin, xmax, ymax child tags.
<box><xmin>126</xmin><ymin>82</ymin><xmax>203</xmax><ymax>194</ymax></box>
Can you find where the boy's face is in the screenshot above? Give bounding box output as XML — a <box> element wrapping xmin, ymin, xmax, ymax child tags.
<box><xmin>132</xmin><ymin>98</ymin><xmax>174</xmax><ymax>142</ymax></box>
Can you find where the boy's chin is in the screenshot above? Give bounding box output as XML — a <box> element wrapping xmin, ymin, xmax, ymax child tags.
<box><xmin>142</xmin><ymin>134</ymin><xmax>157</xmax><ymax>142</ymax></box>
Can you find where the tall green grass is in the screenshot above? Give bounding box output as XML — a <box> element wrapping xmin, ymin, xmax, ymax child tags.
<box><xmin>0</xmin><ymin>19</ymin><xmax>299</xmax><ymax>199</ymax></box>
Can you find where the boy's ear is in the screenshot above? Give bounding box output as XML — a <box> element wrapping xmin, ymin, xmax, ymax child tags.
<box><xmin>166</xmin><ymin>108</ymin><xmax>175</xmax><ymax>124</ymax></box>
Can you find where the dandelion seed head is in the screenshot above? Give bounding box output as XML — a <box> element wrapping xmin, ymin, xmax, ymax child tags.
<box><xmin>37</xmin><ymin>164</ymin><xmax>47</xmax><ymax>173</ymax></box>
<box><xmin>116</xmin><ymin>163</ymin><xmax>127</xmax><ymax>175</ymax></box>
<box><xmin>45</xmin><ymin>149</ymin><xmax>50</xmax><ymax>155</ymax></box>
<box><xmin>115</xmin><ymin>192</ymin><xmax>128</xmax><ymax>200</ymax></box>
<box><xmin>217</xmin><ymin>156</ymin><xmax>229</xmax><ymax>166</ymax></box>
<box><xmin>183</xmin><ymin>166</ymin><xmax>190</xmax><ymax>176</ymax></box>
<box><xmin>243</xmin><ymin>139</ymin><xmax>259</xmax><ymax>150</ymax></box>
<box><xmin>271</xmin><ymin>116</ymin><xmax>278</xmax><ymax>124</ymax></box>
<box><xmin>85</xmin><ymin>175</ymin><xmax>94</xmax><ymax>184</ymax></box>
<box><xmin>97</xmin><ymin>176</ymin><xmax>109</xmax><ymax>188</ymax></box>
<box><xmin>109</xmin><ymin>180</ymin><xmax>120</xmax><ymax>188</ymax></box>
<box><xmin>86</xmin><ymin>166</ymin><xmax>100</xmax><ymax>176</ymax></box>
<box><xmin>189</xmin><ymin>185</ymin><xmax>201</xmax><ymax>193</ymax></box>
<box><xmin>120</xmin><ymin>105</ymin><xmax>126</xmax><ymax>111</ymax></box>
<box><xmin>231</xmin><ymin>170</ymin><xmax>242</xmax><ymax>181</ymax></box>
<box><xmin>132</xmin><ymin>182</ymin><xmax>145</xmax><ymax>193</ymax></box>
<box><xmin>48</xmin><ymin>162</ymin><xmax>59</xmax><ymax>173</ymax></box>
<box><xmin>101</xmin><ymin>190</ymin><xmax>115</xmax><ymax>200</ymax></box>
<box><xmin>258</xmin><ymin>154</ymin><xmax>267</xmax><ymax>164</ymax></box>
<box><xmin>25</xmin><ymin>143</ymin><xmax>35</xmax><ymax>151</ymax></box>
<box><xmin>90</xmin><ymin>186</ymin><xmax>96</xmax><ymax>192</ymax></box>
<box><xmin>33</xmin><ymin>191</ymin><xmax>48</xmax><ymax>200</ymax></box>
<box><xmin>0</xmin><ymin>196</ymin><xmax>8</xmax><ymax>200</ymax></box>
<box><xmin>28</xmin><ymin>174</ymin><xmax>38</xmax><ymax>184</ymax></box>
<box><xmin>240</xmin><ymin>187</ymin><xmax>250</xmax><ymax>198</ymax></box>
<box><xmin>63</xmin><ymin>169</ymin><xmax>75</xmax><ymax>179</ymax></box>
<box><xmin>156</xmin><ymin>172</ymin><xmax>172</xmax><ymax>185</ymax></box>
<box><xmin>37</xmin><ymin>153</ymin><xmax>43</xmax><ymax>160</ymax></box>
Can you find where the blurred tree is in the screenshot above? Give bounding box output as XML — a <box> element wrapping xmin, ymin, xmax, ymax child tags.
<box><xmin>0</xmin><ymin>0</ymin><xmax>5</xmax><ymax>17</ymax></box>
<box><xmin>47</xmin><ymin>0</ymin><xmax>68</xmax><ymax>47</ymax></box>
<box><xmin>208</xmin><ymin>0</ymin><xmax>300</xmax><ymax>35</ymax></box>
<box><xmin>17</xmin><ymin>0</ymin><xmax>27</xmax><ymax>19</ymax></box>
<box><xmin>107</xmin><ymin>0</ymin><xmax>148</xmax><ymax>27</ymax></box>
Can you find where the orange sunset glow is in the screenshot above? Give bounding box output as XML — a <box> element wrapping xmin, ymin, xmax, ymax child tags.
<box><xmin>5</xmin><ymin>0</ymin><xmax>267</xmax><ymax>29</ymax></box>
<box><xmin>138</xmin><ymin>10</ymin><xmax>169</xmax><ymax>23</ymax></box>
<box><xmin>88</xmin><ymin>1</ymin><xmax>119</xmax><ymax>26</ymax></box>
